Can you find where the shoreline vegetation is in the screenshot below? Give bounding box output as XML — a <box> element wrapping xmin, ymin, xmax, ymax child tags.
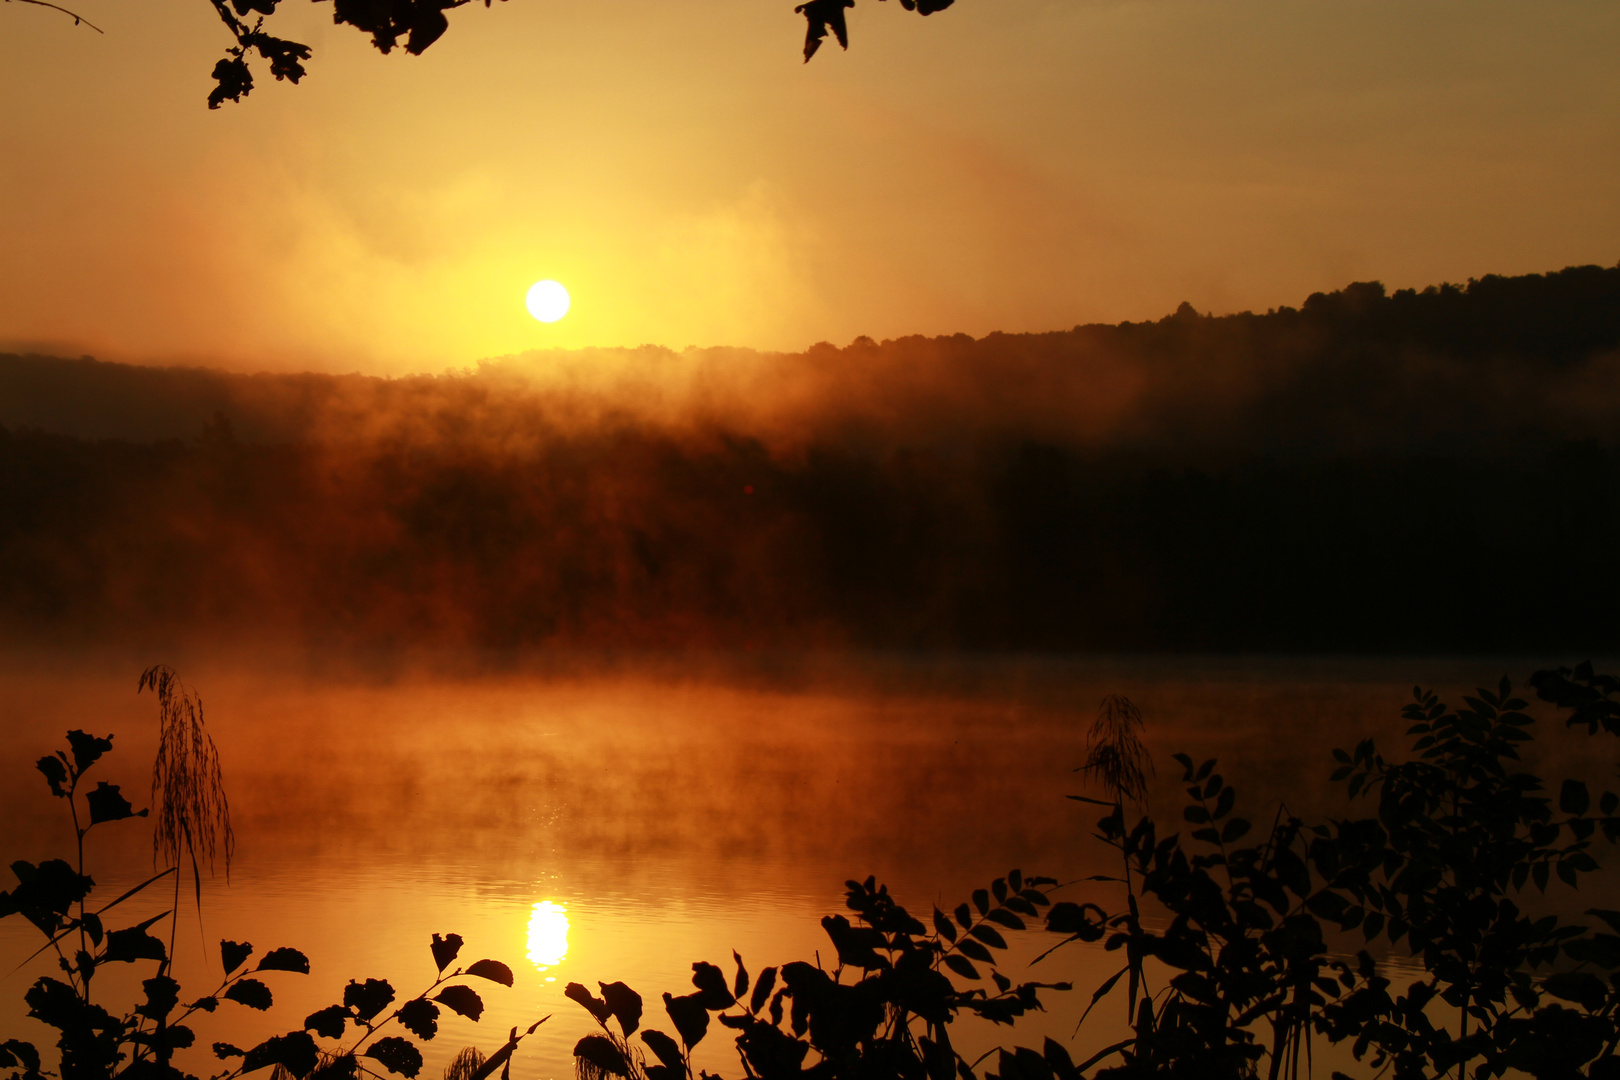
<box><xmin>2</xmin><ymin>264</ymin><xmax>1620</xmax><ymax>658</ymax></box>
<box><xmin>7</xmin><ymin>664</ymin><xmax>1620</xmax><ymax>1080</ymax></box>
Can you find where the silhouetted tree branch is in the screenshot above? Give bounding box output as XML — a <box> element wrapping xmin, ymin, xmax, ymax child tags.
<box><xmin>5</xmin><ymin>0</ymin><xmax>103</xmax><ymax>33</ymax></box>
<box><xmin>796</xmin><ymin>0</ymin><xmax>953</xmax><ymax>62</ymax></box>
<box><xmin>17</xmin><ymin>0</ymin><xmax>959</xmax><ymax>107</ymax></box>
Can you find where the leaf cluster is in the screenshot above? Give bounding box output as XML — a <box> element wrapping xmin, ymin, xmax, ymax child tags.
<box><xmin>1060</xmin><ymin>673</ymin><xmax>1620</xmax><ymax>1080</ymax></box>
<box><xmin>566</xmin><ymin>872</ymin><xmax>1076</xmax><ymax>1080</ymax></box>
<box><xmin>200</xmin><ymin>0</ymin><xmax>510</xmax><ymax>108</ymax></box>
<box><xmin>1311</xmin><ymin>676</ymin><xmax>1620</xmax><ymax>1079</ymax></box>
<box><xmin>3</xmin><ymin>731</ymin><xmax>310</xmax><ymax>1080</ymax></box>
<box><xmin>793</xmin><ymin>0</ymin><xmax>953</xmax><ymax>61</ymax></box>
<box><xmin>3</xmin><ymin>724</ymin><xmax>538</xmax><ymax>1080</ymax></box>
<box><xmin>211</xmin><ymin>931</ymin><xmax>530</xmax><ymax>1080</ymax></box>
<box><xmin>184</xmin><ymin>0</ymin><xmax>958</xmax><ymax>108</ymax></box>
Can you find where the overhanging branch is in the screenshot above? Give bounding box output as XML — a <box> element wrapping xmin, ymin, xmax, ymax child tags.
<box><xmin>6</xmin><ymin>0</ymin><xmax>105</xmax><ymax>32</ymax></box>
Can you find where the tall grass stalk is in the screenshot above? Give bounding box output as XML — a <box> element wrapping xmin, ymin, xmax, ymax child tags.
<box><xmin>1082</xmin><ymin>694</ymin><xmax>1152</xmax><ymax>805</ymax></box>
<box><xmin>142</xmin><ymin>664</ymin><xmax>235</xmax><ymax>884</ymax></box>
<box><xmin>139</xmin><ymin>664</ymin><xmax>234</xmax><ymax>1066</ymax></box>
<box><xmin>1077</xmin><ymin>694</ymin><xmax>1153</xmax><ymax>1035</ymax></box>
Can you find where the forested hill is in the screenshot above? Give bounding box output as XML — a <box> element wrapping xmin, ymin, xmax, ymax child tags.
<box><xmin>5</xmin><ymin>262</ymin><xmax>1620</xmax><ymax>456</ymax></box>
<box><xmin>3</xmin><ymin>263</ymin><xmax>1618</xmax><ymax>658</ymax></box>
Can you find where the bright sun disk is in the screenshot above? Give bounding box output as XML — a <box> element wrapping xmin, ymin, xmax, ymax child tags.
<box><xmin>526</xmin><ymin>280</ymin><xmax>570</xmax><ymax>323</ymax></box>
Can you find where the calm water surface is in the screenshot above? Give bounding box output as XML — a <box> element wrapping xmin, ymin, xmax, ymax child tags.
<box><xmin>0</xmin><ymin>654</ymin><xmax>1603</xmax><ymax>1077</ymax></box>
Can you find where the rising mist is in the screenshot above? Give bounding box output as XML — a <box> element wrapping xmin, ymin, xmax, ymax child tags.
<box><xmin>3</xmin><ymin>264</ymin><xmax>1618</xmax><ymax>660</ymax></box>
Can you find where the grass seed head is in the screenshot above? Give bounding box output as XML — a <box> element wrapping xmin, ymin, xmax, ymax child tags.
<box><xmin>141</xmin><ymin>665</ymin><xmax>234</xmax><ymax>877</ymax></box>
<box><xmin>1081</xmin><ymin>694</ymin><xmax>1153</xmax><ymax>805</ymax></box>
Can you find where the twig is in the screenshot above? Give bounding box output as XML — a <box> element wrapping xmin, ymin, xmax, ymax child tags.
<box><xmin>6</xmin><ymin>0</ymin><xmax>104</xmax><ymax>32</ymax></box>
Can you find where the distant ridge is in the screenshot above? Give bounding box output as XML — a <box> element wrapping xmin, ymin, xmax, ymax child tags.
<box><xmin>4</xmin><ymin>262</ymin><xmax>1620</xmax><ymax>657</ymax></box>
<box><xmin>4</xmin><ymin>262</ymin><xmax>1617</xmax><ymax>457</ymax></box>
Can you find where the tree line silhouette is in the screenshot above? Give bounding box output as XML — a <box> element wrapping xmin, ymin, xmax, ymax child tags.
<box><xmin>2</xmin><ymin>264</ymin><xmax>1619</xmax><ymax>657</ymax></box>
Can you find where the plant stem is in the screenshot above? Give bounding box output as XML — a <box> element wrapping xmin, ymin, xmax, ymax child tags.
<box><xmin>1116</xmin><ymin>800</ymin><xmax>1144</xmax><ymax>1031</ymax></box>
<box><xmin>68</xmin><ymin>775</ymin><xmax>89</xmax><ymax>1002</ymax></box>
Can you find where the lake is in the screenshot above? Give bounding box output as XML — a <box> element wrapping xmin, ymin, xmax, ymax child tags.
<box><xmin>0</xmin><ymin>653</ymin><xmax>1605</xmax><ymax>1078</ymax></box>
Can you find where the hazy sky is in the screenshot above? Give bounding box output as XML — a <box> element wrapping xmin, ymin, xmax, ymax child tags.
<box><xmin>2</xmin><ymin>0</ymin><xmax>1616</xmax><ymax>374</ymax></box>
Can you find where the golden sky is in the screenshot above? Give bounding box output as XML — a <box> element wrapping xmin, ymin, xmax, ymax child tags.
<box><xmin>1</xmin><ymin>0</ymin><xmax>1616</xmax><ymax>375</ymax></box>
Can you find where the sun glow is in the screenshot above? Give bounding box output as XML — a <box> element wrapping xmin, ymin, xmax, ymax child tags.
<box><xmin>525</xmin><ymin>280</ymin><xmax>571</xmax><ymax>323</ymax></box>
<box><xmin>526</xmin><ymin>900</ymin><xmax>570</xmax><ymax>974</ymax></box>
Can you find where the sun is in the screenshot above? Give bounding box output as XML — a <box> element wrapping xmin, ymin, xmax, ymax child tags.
<box><xmin>525</xmin><ymin>280</ymin><xmax>571</xmax><ymax>323</ymax></box>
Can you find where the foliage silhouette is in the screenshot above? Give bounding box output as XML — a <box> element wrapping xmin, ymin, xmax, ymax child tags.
<box><xmin>5</xmin><ymin>0</ymin><xmax>102</xmax><ymax>32</ymax></box>
<box><xmin>1067</xmin><ymin>695</ymin><xmax>1153</xmax><ymax>1035</ymax></box>
<box><xmin>549</xmin><ymin>669</ymin><xmax>1620</xmax><ymax>1079</ymax></box>
<box><xmin>552</xmin><ymin>671</ymin><xmax>1620</xmax><ymax>1080</ymax></box>
<box><xmin>1</xmin><ymin>678</ymin><xmax>540</xmax><ymax>1080</ymax></box>
<box><xmin>13</xmin><ymin>0</ymin><xmax>959</xmax><ymax>108</ymax></box>
<box><xmin>564</xmin><ymin>872</ymin><xmax>1079</xmax><ymax>1080</ymax></box>
<box><xmin>1046</xmin><ymin>673</ymin><xmax>1620</xmax><ymax>1080</ymax></box>
<box><xmin>795</xmin><ymin>0</ymin><xmax>953</xmax><ymax>62</ymax></box>
<box><xmin>13</xmin><ymin>666</ymin><xmax>1620</xmax><ymax>1080</ymax></box>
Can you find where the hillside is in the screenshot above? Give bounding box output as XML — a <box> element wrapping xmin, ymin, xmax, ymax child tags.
<box><xmin>3</xmin><ymin>264</ymin><xmax>1618</xmax><ymax>658</ymax></box>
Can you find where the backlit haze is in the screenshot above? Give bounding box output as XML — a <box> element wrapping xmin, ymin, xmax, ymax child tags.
<box><xmin>6</xmin><ymin>6</ymin><xmax>1620</xmax><ymax>1075</ymax></box>
<box><xmin>2</xmin><ymin>0</ymin><xmax>1617</xmax><ymax>374</ymax></box>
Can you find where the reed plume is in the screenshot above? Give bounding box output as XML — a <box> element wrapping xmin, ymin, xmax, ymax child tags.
<box><xmin>270</xmin><ymin>1049</ymin><xmax>365</xmax><ymax>1080</ymax></box>
<box><xmin>141</xmin><ymin>665</ymin><xmax>234</xmax><ymax>877</ymax></box>
<box><xmin>1077</xmin><ymin>693</ymin><xmax>1154</xmax><ymax>1040</ymax></box>
<box><xmin>1080</xmin><ymin>693</ymin><xmax>1152</xmax><ymax>805</ymax></box>
<box><xmin>443</xmin><ymin>1047</ymin><xmax>487</xmax><ymax>1080</ymax></box>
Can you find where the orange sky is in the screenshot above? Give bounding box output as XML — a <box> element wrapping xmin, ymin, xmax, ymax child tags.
<box><xmin>1</xmin><ymin>0</ymin><xmax>1616</xmax><ymax>375</ymax></box>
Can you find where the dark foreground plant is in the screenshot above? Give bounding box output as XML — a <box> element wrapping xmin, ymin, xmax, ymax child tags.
<box><xmin>565</xmin><ymin>872</ymin><xmax>1099</xmax><ymax>1080</ymax></box>
<box><xmin>1046</xmin><ymin>672</ymin><xmax>1620</xmax><ymax>1080</ymax></box>
<box><xmin>13</xmin><ymin>667</ymin><xmax>1620</xmax><ymax>1080</ymax></box>
<box><xmin>1068</xmin><ymin>695</ymin><xmax>1154</xmax><ymax>1039</ymax></box>
<box><xmin>1</xmin><ymin>678</ymin><xmax>542</xmax><ymax>1080</ymax></box>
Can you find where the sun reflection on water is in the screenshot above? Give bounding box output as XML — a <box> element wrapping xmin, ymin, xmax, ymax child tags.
<box><xmin>527</xmin><ymin>900</ymin><xmax>570</xmax><ymax>979</ymax></box>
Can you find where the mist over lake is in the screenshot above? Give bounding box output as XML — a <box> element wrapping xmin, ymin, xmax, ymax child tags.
<box><xmin>7</xmin><ymin>653</ymin><xmax>1599</xmax><ymax>1079</ymax></box>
